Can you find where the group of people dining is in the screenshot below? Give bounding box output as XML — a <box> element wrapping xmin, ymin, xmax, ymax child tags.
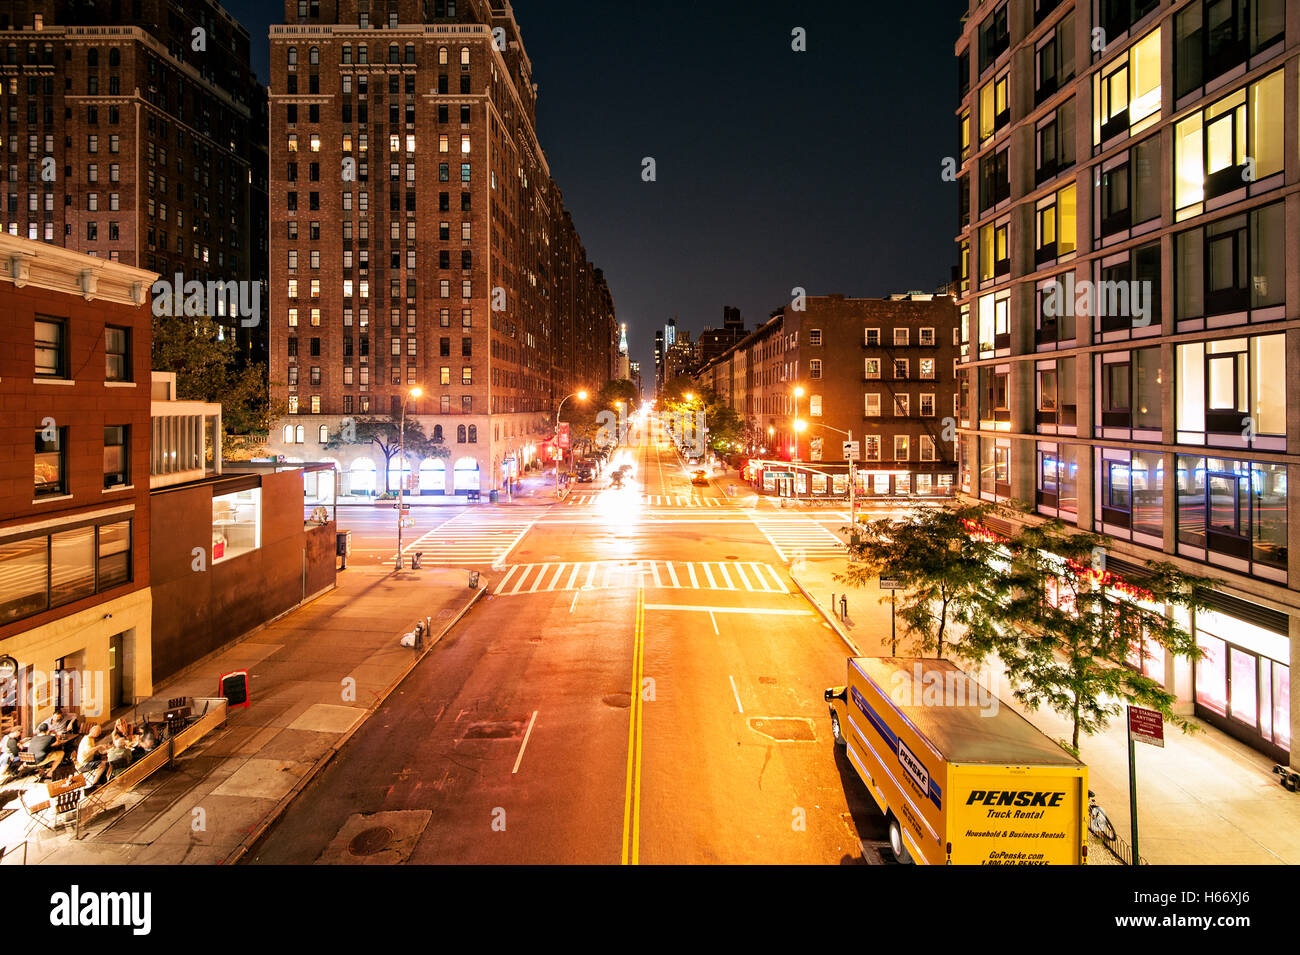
<box><xmin>1</xmin><ymin>711</ymin><xmax>168</xmax><ymax>791</ymax></box>
<box><xmin>0</xmin><ymin>710</ymin><xmax>80</xmax><ymax>778</ymax></box>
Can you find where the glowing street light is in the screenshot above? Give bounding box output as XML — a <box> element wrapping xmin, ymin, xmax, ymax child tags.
<box><xmin>554</xmin><ymin>390</ymin><xmax>589</xmax><ymax>499</ymax></box>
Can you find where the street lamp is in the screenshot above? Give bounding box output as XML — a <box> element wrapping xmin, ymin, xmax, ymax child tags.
<box><xmin>799</xmin><ymin>419</ymin><xmax>859</xmax><ymax>529</ymax></box>
<box><xmin>554</xmin><ymin>390</ymin><xmax>588</xmax><ymax>499</ymax></box>
<box><xmin>395</xmin><ymin>385</ymin><xmax>423</xmax><ymax>570</ymax></box>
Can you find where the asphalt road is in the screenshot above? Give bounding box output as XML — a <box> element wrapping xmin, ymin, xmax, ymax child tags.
<box><xmin>250</xmin><ymin>432</ymin><xmax>887</xmax><ymax>864</ymax></box>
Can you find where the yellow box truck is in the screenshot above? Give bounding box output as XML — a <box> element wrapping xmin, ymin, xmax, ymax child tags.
<box><xmin>825</xmin><ymin>657</ymin><xmax>1087</xmax><ymax>865</ymax></box>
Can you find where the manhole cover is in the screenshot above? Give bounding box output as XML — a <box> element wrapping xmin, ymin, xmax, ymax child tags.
<box><xmin>758</xmin><ymin>676</ymin><xmax>778</xmax><ymax>685</ymax></box>
<box><xmin>347</xmin><ymin>826</ymin><xmax>394</xmax><ymax>857</ymax></box>
<box><xmin>464</xmin><ymin>720</ymin><xmax>523</xmax><ymax>739</ymax></box>
<box><xmin>725</xmin><ymin>555</ymin><xmax>739</xmax><ymax>560</ymax></box>
<box><xmin>748</xmin><ymin>717</ymin><xmax>817</xmax><ymax>742</ymax></box>
<box><xmin>602</xmin><ymin>692</ymin><xmax>631</xmax><ymax>708</ymax></box>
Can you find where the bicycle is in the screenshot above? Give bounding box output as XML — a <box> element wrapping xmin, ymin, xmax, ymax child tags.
<box><xmin>1088</xmin><ymin>790</ymin><xmax>1117</xmax><ymax>842</ymax></box>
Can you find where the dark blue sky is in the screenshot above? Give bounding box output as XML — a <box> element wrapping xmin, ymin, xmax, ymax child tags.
<box><xmin>225</xmin><ymin>0</ymin><xmax>968</xmax><ymax>373</ymax></box>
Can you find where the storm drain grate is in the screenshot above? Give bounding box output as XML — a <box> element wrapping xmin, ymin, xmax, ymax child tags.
<box><xmin>463</xmin><ymin>720</ymin><xmax>524</xmax><ymax>740</ymax></box>
<box><xmin>748</xmin><ymin>717</ymin><xmax>817</xmax><ymax>742</ymax></box>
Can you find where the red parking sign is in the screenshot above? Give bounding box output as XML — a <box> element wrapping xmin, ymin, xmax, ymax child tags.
<box><xmin>1128</xmin><ymin>705</ymin><xmax>1164</xmax><ymax>748</ymax></box>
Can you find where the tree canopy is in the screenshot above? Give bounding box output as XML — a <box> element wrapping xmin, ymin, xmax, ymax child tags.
<box><xmin>151</xmin><ymin>315</ymin><xmax>282</xmax><ymax>435</ymax></box>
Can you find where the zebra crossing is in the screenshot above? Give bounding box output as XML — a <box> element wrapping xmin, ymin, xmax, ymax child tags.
<box><xmin>491</xmin><ymin>560</ymin><xmax>789</xmax><ymax>596</ymax></box>
<box><xmin>564</xmin><ymin>493</ymin><xmax>729</xmax><ymax>507</ymax></box>
<box><xmin>749</xmin><ymin>514</ymin><xmax>848</xmax><ymax>561</ymax></box>
<box><xmin>398</xmin><ymin>514</ymin><xmax>536</xmax><ymax>564</ymax></box>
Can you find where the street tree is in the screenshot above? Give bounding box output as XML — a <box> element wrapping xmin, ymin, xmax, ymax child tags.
<box><xmin>152</xmin><ymin>314</ymin><xmax>283</xmax><ymax>435</ymax></box>
<box><xmin>997</xmin><ymin>520</ymin><xmax>1211</xmax><ymax>755</ymax></box>
<box><xmin>839</xmin><ymin>502</ymin><xmax>1010</xmax><ymax>659</ymax></box>
<box><xmin>324</xmin><ymin>417</ymin><xmax>449</xmax><ymax>494</ymax></box>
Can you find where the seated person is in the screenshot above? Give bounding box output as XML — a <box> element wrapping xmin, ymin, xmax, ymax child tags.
<box><xmin>25</xmin><ymin>731</ymin><xmax>57</xmax><ymax>762</ymax></box>
<box><xmin>113</xmin><ymin>717</ymin><xmax>134</xmax><ymax>739</ymax></box>
<box><xmin>75</xmin><ymin>724</ymin><xmax>106</xmax><ymax>771</ymax></box>
<box><xmin>105</xmin><ymin>732</ymin><xmax>132</xmax><ymax>770</ymax></box>
<box><xmin>0</xmin><ymin>729</ymin><xmax>21</xmax><ymax>776</ymax></box>
<box><xmin>136</xmin><ymin>726</ymin><xmax>159</xmax><ymax>756</ymax></box>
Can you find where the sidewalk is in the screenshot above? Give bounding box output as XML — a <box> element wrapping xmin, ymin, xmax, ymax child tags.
<box><xmin>2</xmin><ymin>563</ymin><xmax>486</xmax><ymax>865</ymax></box>
<box><xmin>791</xmin><ymin>555</ymin><xmax>1300</xmax><ymax>865</ymax></box>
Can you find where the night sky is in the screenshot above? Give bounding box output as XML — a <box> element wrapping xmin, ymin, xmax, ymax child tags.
<box><xmin>224</xmin><ymin>0</ymin><xmax>968</xmax><ymax>376</ymax></box>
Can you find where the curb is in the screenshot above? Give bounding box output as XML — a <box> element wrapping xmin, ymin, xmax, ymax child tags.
<box><xmin>221</xmin><ymin>581</ymin><xmax>489</xmax><ymax>865</ymax></box>
<box><xmin>790</xmin><ymin>566</ymin><xmax>862</xmax><ymax>656</ymax></box>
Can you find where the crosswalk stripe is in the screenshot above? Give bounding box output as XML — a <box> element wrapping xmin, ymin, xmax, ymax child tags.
<box><xmin>488</xmin><ymin>561</ymin><xmax>791</xmax><ymax>597</ymax></box>
<box><xmin>494</xmin><ymin>565</ymin><xmax>521</xmax><ymax>595</ymax></box>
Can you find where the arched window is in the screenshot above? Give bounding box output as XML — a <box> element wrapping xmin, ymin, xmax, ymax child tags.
<box><xmin>309</xmin><ymin>46</ymin><xmax>319</xmax><ymax>65</ymax></box>
<box><xmin>438</xmin><ymin>47</ymin><xmax>448</xmax><ymax>66</ymax></box>
<box><xmin>460</xmin><ymin>47</ymin><xmax>469</xmax><ymax>68</ymax></box>
<box><xmin>388</xmin><ymin>44</ymin><xmax>399</xmax><ymax>64</ymax></box>
<box><xmin>341</xmin><ymin>44</ymin><xmax>352</xmax><ymax>64</ymax></box>
<box><xmin>457</xmin><ymin>424</ymin><xmax>466</xmax><ymax>443</ymax></box>
<box><xmin>467</xmin><ymin>425</ymin><xmax>477</xmax><ymax>443</ymax></box>
<box><xmin>287</xmin><ymin>46</ymin><xmax>298</xmax><ymax>65</ymax></box>
<box><xmin>109</xmin><ymin>48</ymin><xmax>120</xmax><ymax>67</ymax></box>
<box><xmin>404</xmin><ymin>44</ymin><xmax>415</xmax><ymax>64</ymax></box>
<box><xmin>318</xmin><ymin>425</ymin><xmax>329</xmax><ymax>443</ymax></box>
<box><xmin>283</xmin><ymin>425</ymin><xmax>294</xmax><ymax>444</ymax></box>
<box><xmin>88</xmin><ymin>48</ymin><xmax>98</xmax><ymax>67</ymax></box>
<box><xmin>295</xmin><ymin>425</ymin><xmax>306</xmax><ymax>443</ymax></box>
<box><xmin>433</xmin><ymin>424</ymin><xmax>444</xmax><ymax>443</ymax></box>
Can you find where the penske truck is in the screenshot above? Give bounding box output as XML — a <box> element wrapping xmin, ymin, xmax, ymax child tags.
<box><xmin>825</xmin><ymin>657</ymin><xmax>1087</xmax><ymax>865</ymax></box>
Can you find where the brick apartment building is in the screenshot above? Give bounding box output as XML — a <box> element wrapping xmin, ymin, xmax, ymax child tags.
<box><xmin>954</xmin><ymin>0</ymin><xmax>1299</xmax><ymax>761</ymax></box>
<box><xmin>0</xmin><ymin>233</ymin><xmax>156</xmax><ymax>735</ymax></box>
<box><xmin>0</xmin><ymin>0</ymin><xmax>267</xmax><ymax>362</ymax></box>
<box><xmin>697</xmin><ymin>294</ymin><xmax>960</xmax><ymax>498</ymax></box>
<box><xmin>265</xmin><ymin>0</ymin><xmax>616</xmax><ymax>495</ymax></box>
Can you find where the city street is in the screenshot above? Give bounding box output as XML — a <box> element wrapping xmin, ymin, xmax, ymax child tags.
<box><xmin>251</xmin><ymin>439</ymin><xmax>886</xmax><ymax>864</ymax></box>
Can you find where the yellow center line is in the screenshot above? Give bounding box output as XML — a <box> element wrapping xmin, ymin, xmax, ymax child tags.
<box><xmin>621</xmin><ymin>586</ymin><xmax>646</xmax><ymax>864</ymax></box>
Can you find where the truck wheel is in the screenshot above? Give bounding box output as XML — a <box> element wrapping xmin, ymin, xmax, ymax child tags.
<box><xmin>829</xmin><ymin>708</ymin><xmax>846</xmax><ymax>747</ymax></box>
<box><xmin>888</xmin><ymin>817</ymin><xmax>913</xmax><ymax>864</ymax></box>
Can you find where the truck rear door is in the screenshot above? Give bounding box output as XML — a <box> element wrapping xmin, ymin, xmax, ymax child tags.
<box><xmin>946</xmin><ymin>765</ymin><xmax>1087</xmax><ymax>865</ymax></box>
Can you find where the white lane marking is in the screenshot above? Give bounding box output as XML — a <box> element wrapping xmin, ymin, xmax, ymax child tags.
<box><xmin>494</xmin><ymin>564</ymin><xmax>521</xmax><ymax>595</ymax></box>
<box><xmin>715</xmin><ymin>562</ymin><xmax>736</xmax><ymax>590</ymax></box>
<box><xmin>546</xmin><ymin>564</ymin><xmax>565</xmax><ymax>590</ymax></box>
<box><xmin>569</xmin><ymin>591</ymin><xmax>579</xmax><ymax>614</ymax></box>
<box><xmin>687</xmin><ymin>564</ymin><xmax>699</xmax><ymax>588</ymax></box>
<box><xmin>565</xmin><ymin>563</ymin><xmax>582</xmax><ymax>590</ymax></box>
<box><xmin>512</xmin><ymin>710</ymin><xmax>539</xmax><ymax>775</ymax></box>
<box><xmin>642</xmin><ymin>604</ymin><xmax>815</xmax><ymax>616</ymax></box>
<box><xmin>709</xmin><ymin>611</ymin><xmax>719</xmax><ymax>635</ymax></box>
<box><xmin>666</xmin><ymin>561</ymin><xmax>680</xmax><ymax>588</ymax></box>
<box><xmin>702</xmin><ymin>564</ymin><xmax>717</xmax><ymax>588</ymax></box>
<box><xmin>729</xmin><ymin>675</ymin><xmax>744</xmax><ymax>714</ymax></box>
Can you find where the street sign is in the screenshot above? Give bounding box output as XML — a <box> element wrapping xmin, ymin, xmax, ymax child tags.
<box><xmin>766</xmin><ymin>471</ymin><xmax>793</xmax><ymax>479</ymax></box>
<box><xmin>1128</xmin><ymin>705</ymin><xmax>1164</xmax><ymax>747</ymax></box>
<box><xmin>843</xmin><ymin>440</ymin><xmax>860</xmax><ymax>461</ymax></box>
<box><xmin>879</xmin><ymin>577</ymin><xmax>903</xmax><ymax>590</ymax></box>
<box><xmin>392</xmin><ymin>503</ymin><xmax>411</xmax><ymax>511</ymax></box>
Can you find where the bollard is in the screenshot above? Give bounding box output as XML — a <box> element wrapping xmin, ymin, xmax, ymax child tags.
<box><xmin>840</xmin><ymin>595</ymin><xmax>848</xmax><ymax>621</ymax></box>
